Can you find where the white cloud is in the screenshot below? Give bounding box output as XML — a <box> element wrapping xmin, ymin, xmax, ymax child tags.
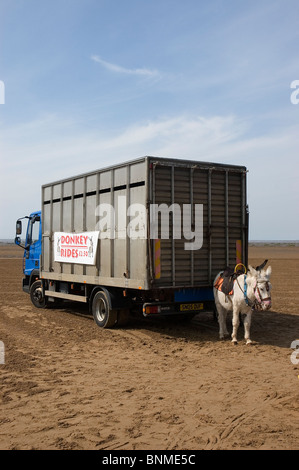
<box><xmin>1</xmin><ymin>113</ymin><xmax>298</xmax><ymax>240</ymax></box>
<box><xmin>91</xmin><ymin>55</ymin><xmax>160</xmax><ymax>78</ymax></box>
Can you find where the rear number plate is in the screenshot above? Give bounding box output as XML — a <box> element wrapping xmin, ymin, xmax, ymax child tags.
<box><xmin>180</xmin><ymin>303</ymin><xmax>204</xmax><ymax>312</ymax></box>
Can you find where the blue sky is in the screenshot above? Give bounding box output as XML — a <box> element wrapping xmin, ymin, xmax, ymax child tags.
<box><xmin>0</xmin><ymin>0</ymin><xmax>298</xmax><ymax>240</ymax></box>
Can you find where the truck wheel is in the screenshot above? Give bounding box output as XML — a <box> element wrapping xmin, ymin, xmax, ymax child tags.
<box><xmin>30</xmin><ymin>280</ymin><xmax>47</xmax><ymax>308</ymax></box>
<box><xmin>92</xmin><ymin>291</ymin><xmax>117</xmax><ymax>328</ymax></box>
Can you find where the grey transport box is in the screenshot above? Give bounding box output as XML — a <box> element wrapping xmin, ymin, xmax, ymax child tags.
<box><xmin>41</xmin><ymin>156</ymin><xmax>248</xmax><ymax>292</ymax></box>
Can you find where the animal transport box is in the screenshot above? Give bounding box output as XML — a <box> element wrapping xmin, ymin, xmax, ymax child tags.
<box><xmin>17</xmin><ymin>156</ymin><xmax>248</xmax><ymax>327</ymax></box>
<box><xmin>41</xmin><ymin>156</ymin><xmax>248</xmax><ymax>289</ymax></box>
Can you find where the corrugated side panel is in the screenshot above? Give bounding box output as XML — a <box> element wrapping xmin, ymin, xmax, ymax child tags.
<box><xmin>152</xmin><ymin>161</ymin><xmax>247</xmax><ymax>288</ymax></box>
<box><xmin>153</xmin><ymin>166</ymin><xmax>173</xmax><ymax>285</ymax></box>
<box><xmin>193</xmin><ymin>168</ymin><xmax>209</xmax><ymax>284</ymax></box>
<box><xmin>211</xmin><ymin>171</ymin><xmax>227</xmax><ymax>277</ymax></box>
<box><xmin>228</xmin><ymin>172</ymin><xmax>244</xmax><ymax>268</ymax></box>
<box><xmin>41</xmin><ymin>159</ymin><xmax>150</xmax><ymax>289</ymax></box>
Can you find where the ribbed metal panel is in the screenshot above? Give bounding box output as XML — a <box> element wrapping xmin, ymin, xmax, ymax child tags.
<box><xmin>152</xmin><ymin>160</ymin><xmax>247</xmax><ymax>288</ymax></box>
<box><xmin>41</xmin><ymin>158</ymin><xmax>149</xmax><ymax>290</ymax></box>
<box><xmin>40</xmin><ymin>157</ymin><xmax>247</xmax><ymax>291</ymax></box>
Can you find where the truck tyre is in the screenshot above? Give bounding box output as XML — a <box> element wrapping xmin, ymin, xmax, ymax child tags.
<box><xmin>92</xmin><ymin>291</ymin><xmax>117</xmax><ymax>328</ymax></box>
<box><xmin>30</xmin><ymin>280</ymin><xmax>47</xmax><ymax>308</ymax></box>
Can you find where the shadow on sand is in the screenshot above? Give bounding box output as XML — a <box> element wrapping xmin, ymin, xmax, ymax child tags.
<box><xmin>50</xmin><ymin>300</ymin><xmax>299</xmax><ymax>350</ymax></box>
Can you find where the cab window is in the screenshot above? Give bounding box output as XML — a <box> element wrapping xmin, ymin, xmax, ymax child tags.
<box><xmin>28</xmin><ymin>216</ymin><xmax>41</xmax><ymax>245</ymax></box>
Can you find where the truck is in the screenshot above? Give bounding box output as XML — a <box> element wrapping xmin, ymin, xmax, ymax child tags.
<box><xmin>15</xmin><ymin>156</ymin><xmax>248</xmax><ymax>328</ymax></box>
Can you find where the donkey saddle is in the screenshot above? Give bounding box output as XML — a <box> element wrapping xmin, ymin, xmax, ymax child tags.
<box><xmin>214</xmin><ymin>267</ymin><xmax>241</xmax><ymax>296</ymax></box>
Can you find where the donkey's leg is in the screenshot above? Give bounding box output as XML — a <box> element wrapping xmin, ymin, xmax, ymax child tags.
<box><xmin>231</xmin><ymin>306</ymin><xmax>240</xmax><ymax>344</ymax></box>
<box><xmin>215</xmin><ymin>299</ymin><xmax>229</xmax><ymax>340</ymax></box>
<box><xmin>218</xmin><ymin>307</ymin><xmax>227</xmax><ymax>340</ymax></box>
<box><xmin>221</xmin><ymin>305</ymin><xmax>229</xmax><ymax>338</ymax></box>
<box><xmin>214</xmin><ymin>290</ymin><xmax>223</xmax><ymax>340</ymax></box>
<box><xmin>243</xmin><ymin>312</ymin><xmax>253</xmax><ymax>345</ymax></box>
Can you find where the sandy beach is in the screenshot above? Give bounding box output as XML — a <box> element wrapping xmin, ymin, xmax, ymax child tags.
<box><xmin>0</xmin><ymin>244</ymin><xmax>298</xmax><ymax>450</ymax></box>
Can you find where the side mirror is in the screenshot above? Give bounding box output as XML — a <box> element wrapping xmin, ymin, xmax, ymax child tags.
<box><xmin>15</xmin><ymin>236</ymin><xmax>21</xmax><ymax>246</ymax></box>
<box><xmin>16</xmin><ymin>220</ymin><xmax>22</xmax><ymax>235</ymax></box>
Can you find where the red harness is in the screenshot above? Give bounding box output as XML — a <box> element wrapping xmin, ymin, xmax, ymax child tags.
<box><xmin>253</xmin><ymin>280</ymin><xmax>272</xmax><ymax>309</ymax></box>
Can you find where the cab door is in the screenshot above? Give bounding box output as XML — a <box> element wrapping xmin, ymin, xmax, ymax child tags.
<box><xmin>24</xmin><ymin>214</ymin><xmax>41</xmax><ymax>276</ymax></box>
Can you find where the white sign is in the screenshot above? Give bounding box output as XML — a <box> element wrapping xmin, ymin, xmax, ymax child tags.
<box><xmin>54</xmin><ymin>232</ymin><xmax>99</xmax><ymax>265</ymax></box>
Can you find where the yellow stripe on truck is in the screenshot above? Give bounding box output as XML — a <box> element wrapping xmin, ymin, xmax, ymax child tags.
<box><xmin>236</xmin><ymin>239</ymin><xmax>242</xmax><ymax>265</ymax></box>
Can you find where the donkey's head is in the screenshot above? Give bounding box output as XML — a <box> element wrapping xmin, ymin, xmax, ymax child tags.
<box><xmin>248</xmin><ymin>265</ymin><xmax>272</xmax><ymax>310</ymax></box>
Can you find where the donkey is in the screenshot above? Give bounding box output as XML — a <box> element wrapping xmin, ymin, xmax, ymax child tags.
<box><xmin>213</xmin><ymin>265</ymin><xmax>272</xmax><ymax>345</ymax></box>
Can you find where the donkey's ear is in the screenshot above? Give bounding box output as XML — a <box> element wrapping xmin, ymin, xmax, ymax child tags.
<box><xmin>256</xmin><ymin>259</ymin><xmax>268</xmax><ymax>271</ymax></box>
<box><xmin>248</xmin><ymin>265</ymin><xmax>258</xmax><ymax>277</ymax></box>
<box><xmin>266</xmin><ymin>266</ymin><xmax>272</xmax><ymax>278</ymax></box>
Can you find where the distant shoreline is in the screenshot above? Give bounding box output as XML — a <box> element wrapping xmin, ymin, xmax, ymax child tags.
<box><xmin>1</xmin><ymin>239</ymin><xmax>298</xmax><ymax>247</ymax></box>
<box><xmin>249</xmin><ymin>241</ymin><xmax>299</xmax><ymax>247</ymax></box>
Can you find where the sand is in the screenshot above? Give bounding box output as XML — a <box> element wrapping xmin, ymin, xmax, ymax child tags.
<box><xmin>0</xmin><ymin>245</ymin><xmax>298</xmax><ymax>450</ymax></box>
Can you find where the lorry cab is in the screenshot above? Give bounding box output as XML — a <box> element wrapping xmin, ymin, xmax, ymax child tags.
<box><xmin>15</xmin><ymin>211</ymin><xmax>42</xmax><ymax>293</ymax></box>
